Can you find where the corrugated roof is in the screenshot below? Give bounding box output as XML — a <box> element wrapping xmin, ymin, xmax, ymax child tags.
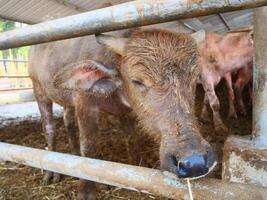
<box><xmin>0</xmin><ymin>0</ymin><xmax>254</xmax><ymax>34</ymax></box>
<box><xmin>198</xmin><ymin>9</ymin><xmax>253</xmax><ymax>33</ymax></box>
<box><xmin>0</xmin><ymin>0</ymin><xmax>79</xmax><ymax>24</ymax></box>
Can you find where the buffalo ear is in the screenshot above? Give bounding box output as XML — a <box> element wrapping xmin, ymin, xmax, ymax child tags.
<box><xmin>95</xmin><ymin>34</ymin><xmax>128</xmax><ymax>55</ymax></box>
<box><xmin>53</xmin><ymin>60</ymin><xmax>120</xmax><ymax>97</ymax></box>
<box><xmin>191</xmin><ymin>29</ymin><xmax>206</xmax><ymax>46</ymax></box>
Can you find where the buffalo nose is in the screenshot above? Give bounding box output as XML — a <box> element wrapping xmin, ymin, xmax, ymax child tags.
<box><xmin>175</xmin><ymin>151</ymin><xmax>217</xmax><ymax>179</ymax></box>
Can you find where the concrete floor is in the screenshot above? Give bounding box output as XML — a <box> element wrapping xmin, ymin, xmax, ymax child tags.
<box><xmin>0</xmin><ymin>101</ymin><xmax>63</xmax><ymax>128</ymax></box>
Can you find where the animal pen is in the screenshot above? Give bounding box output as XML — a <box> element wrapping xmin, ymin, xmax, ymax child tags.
<box><xmin>0</xmin><ymin>59</ymin><xmax>33</xmax><ymax>104</ymax></box>
<box><xmin>0</xmin><ymin>0</ymin><xmax>267</xmax><ymax>199</ymax></box>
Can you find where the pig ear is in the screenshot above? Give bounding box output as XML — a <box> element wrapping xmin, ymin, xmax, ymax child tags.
<box><xmin>54</xmin><ymin>60</ymin><xmax>120</xmax><ymax>97</ymax></box>
<box><xmin>191</xmin><ymin>29</ymin><xmax>206</xmax><ymax>46</ymax></box>
<box><xmin>95</xmin><ymin>34</ymin><xmax>128</xmax><ymax>55</ymax></box>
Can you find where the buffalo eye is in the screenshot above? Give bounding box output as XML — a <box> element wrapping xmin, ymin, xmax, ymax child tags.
<box><xmin>131</xmin><ymin>79</ymin><xmax>147</xmax><ymax>91</ymax></box>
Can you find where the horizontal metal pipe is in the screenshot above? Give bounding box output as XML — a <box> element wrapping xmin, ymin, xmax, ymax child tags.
<box><xmin>0</xmin><ymin>59</ymin><xmax>28</xmax><ymax>62</ymax></box>
<box><xmin>0</xmin><ymin>87</ymin><xmax>32</xmax><ymax>92</ymax></box>
<box><xmin>0</xmin><ymin>76</ymin><xmax>30</xmax><ymax>78</ymax></box>
<box><xmin>0</xmin><ymin>90</ymin><xmax>34</xmax><ymax>104</ymax></box>
<box><xmin>0</xmin><ymin>0</ymin><xmax>267</xmax><ymax>50</ymax></box>
<box><xmin>0</xmin><ymin>142</ymin><xmax>266</xmax><ymax>200</ymax></box>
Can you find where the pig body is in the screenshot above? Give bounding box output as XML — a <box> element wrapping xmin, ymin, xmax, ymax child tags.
<box><xmin>199</xmin><ymin>30</ymin><xmax>253</xmax><ymax>132</ymax></box>
<box><xmin>224</xmin><ymin>64</ymin><xmax>252</xmax><ymax>117</ymax></box>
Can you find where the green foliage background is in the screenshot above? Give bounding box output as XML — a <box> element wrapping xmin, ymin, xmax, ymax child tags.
<box><xmin>0</xmin><ymin>19</ymin><xmax>29</xmax><ymax>60</ymax></box>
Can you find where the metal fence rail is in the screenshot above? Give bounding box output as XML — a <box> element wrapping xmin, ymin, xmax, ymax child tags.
<box><xmin>0</xmin><ymin>59</ymin><xmax>31</xmax><ymax>92</ymax></box>
<box><xmin>0</xmin><ymin>0</ymin><xmax>266</xmax><ymax>50</ymax></box>
<box><xmin>0</xmin><ymin>142</ymin><xmax>266</xmax><ymax>200</ymax></box>
<box><xmin>0</xmin><ymin>76</ymin><xmax>29</xmax><ymax>78</ymax></box>
<box><xmin>0</xmin><ymin>87</ymin><xmax>32</xmax><ymax>92</ymax></box>
<box><xmin>0</xmin><ymin>59</ymin><xmax>28</xmax><ymax>63</ymax></box>
<box><xmin>0</xmin><ymin>1</ymin><xmax>266</xmax><ymax>199</ymax></box>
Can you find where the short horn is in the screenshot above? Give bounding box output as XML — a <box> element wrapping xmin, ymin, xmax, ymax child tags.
<box><xmin>191</xmin><ymin>29</ymin><xmax>206</xmax><ymax>46</ymax></box>
<box><xmin>95</xmin><ymin>34</ymin><xmax>127</xmax><ymax>55</ymax></box>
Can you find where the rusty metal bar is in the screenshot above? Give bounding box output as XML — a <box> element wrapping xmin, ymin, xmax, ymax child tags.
<box><xmin>0</xmin><ymin>142</ymin><xmax>266</xmax><ymax>200</ymax></box>
<box><xmin>0</xmin><ymin>59</ymin><xmax>28</xmax><ymax>63</ymax></box>
<box><xmin>253</xmin><ymin>6</ymin><xmax>267</xmax><ymax>146</ymax></box>
<box><xmin>0</xmin><ymin>0</ymin><xmax>267</xmax><ymax>50</ymax></box>
<box><xmin>0</xmin><ymin>76</ymin><xmax>30</xmax><ymax>78</ymax></box>
<box><xmin>0</xmin><ymin>87</ymin><xmax>32</xmax><ymax>92</ymax></box>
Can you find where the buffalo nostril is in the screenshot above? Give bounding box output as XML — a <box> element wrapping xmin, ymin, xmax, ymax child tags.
<box><xmin>177</xmin><ymin>160</ymin><xmax>190</xmax><ymax>177</ymax></box>
<box><xmin>178</xmin><ymin>161</ymin><xmax>188</xmax><ymax>170</ymax></box>
<box><xmin>176</xmin><ymin>154</ymin><xmax>209</xmax><ymax>178</ymax></box>
<box><xmin>170</xmin><ymin>155</ymin><xmax>178</xmax><ymax>166</ymax></box>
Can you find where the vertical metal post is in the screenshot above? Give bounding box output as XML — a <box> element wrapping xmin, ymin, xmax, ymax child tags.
<box><xmin>252</xmin><ymin>6</ymin><xmax>267</xmax><ymax>145</ymax></box>
<box><xmin>3</xmin><ymin>60</ymin><xmax>8</xmax><ymax>78</ymax></box>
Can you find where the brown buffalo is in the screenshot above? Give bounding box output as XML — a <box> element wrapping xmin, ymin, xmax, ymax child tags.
<box><xmin>29</xmin><ymin>29</ymin><xmax>217</xmax><ymax>200</ymax></box>
<box><xmin>199</xmin><ymin>29</ymin><xmax>253</xmax><ymax>132</ymax></box>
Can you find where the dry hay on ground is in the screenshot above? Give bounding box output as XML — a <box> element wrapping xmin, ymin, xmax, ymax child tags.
<box><xmin>0</xmin><ymin>84</ymin><xmax>251</xmax><ymax>200</ymax></box>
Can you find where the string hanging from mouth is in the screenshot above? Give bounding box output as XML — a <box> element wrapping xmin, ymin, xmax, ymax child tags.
<box><xmin>187</xmin><ymin>178</ymin><xmax>194</xmax><ymax>200</ymax></box>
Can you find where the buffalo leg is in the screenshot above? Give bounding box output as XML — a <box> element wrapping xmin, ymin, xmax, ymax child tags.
<box><xmin>34</xmin><ymin>84</ymin><xmax>60</xmax><ymax>184</ymax></box>
<box><xmin>224</xmin><ymin>73</ymin><xmax>237</xmax><ymax>119</ymax></box>
<box><xmin>63</xmin><ymin>107</ymin><xmax>80</xmax><ymax>155</ymax></box>
<box><xmin>204</xmin><ymin>84</ymin><xmax>228</xmax><ymax>133</ymax></box>
<box><xmin>200</xmin><ymin>93</ymin><xmax>210</xmax><ymax>121</ymax></box>
<box><xmin>75</xmin><ymin>96</ymin><xmax>98</xmax><ymax>200</ymax></box>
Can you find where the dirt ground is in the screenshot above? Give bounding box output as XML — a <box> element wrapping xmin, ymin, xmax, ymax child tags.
<box><xmin>0</xmin><ymin>83</ymin><xmax>252</xmax><ymax>200</ymax></box>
